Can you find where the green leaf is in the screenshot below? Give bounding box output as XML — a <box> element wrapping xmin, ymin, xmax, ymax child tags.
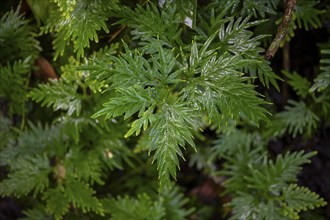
<box><xmin>275</xmin><ymin>100</ymin><xmax>319</xmax><ymax>137</ymax></box>
<box><xmin>163</xmin><ymin>187</ymin><xmax>195</xmax><ymax>219</ymax></box>
<box><xmin>102</xmin><ymin>194</ymin><xmax>165</xmax><ymax>220</ymax></box>
<box><xmin>0</xmin><ymin>122</ymin><xmax>61</xmax><ymax>166</ymax></box>
<box><xmin>0</xmin><ymin>59</ymin><xmax>30</xmax><ymax>115</ymax></box>
<box><xmin>22</xmin><ymin>204</ymin><xmax>53</xmax><ymax>220</ymax></box>
<box><xmin>283</xmin><ymin>70</ymin><xmax>311</xmax><ymax>98</ymax></box>
<box><xmin>92</xmin><ymin>85</ymin><xmax>155</xmax><ymax>119</ymax></box>
<box><xmin>244</xmin><ymin>151</ymin><xmax>316</xmax><ymax>195</ymax></box>
<box><xmin>117</xmin><ymin>3</ymin><xmax>182</xmax><ymax>46</ymax></box>
<box><xmin>271</xmin><ymin>151</ymin><xmax>315</xmax><ymax>183</ymax></box>
<box><xmin>53</xmin><ymin>0</ymin><xmax>76</xmax><ymax>16</ymax></box>
<box><xmin>43</xmin><ymin>0</ymin><xmax>118</xmax><ymax>59</ymax></box>
<box><xmin>29</xmin><ymin>79</ymin><xmax>82</xmax><ymax>116</ymax></box>
<box><xmin>0</xmin><ymin>155</ymin><xmax>51</xmax><ymax>197</ymax></box>
<box><xmin>44</xmin><ymin>178</ymin><xmax>104</xmax><ymax>219</ymax></box>
<box><xmin>44</xmin><ymin>187</ymin><xmax>70</xmax><ymax>220</ymax></box>
<box><xmin>218</xmin><ymin>17</ymin><xmax>264</xmax><ymax>54</ymax></box>
<box><xmin>148</xmin><ymin>103</ymin><xmax>196</xmax><ymax>192</ymax></box>
<box><xmin>281</xmin><ymin>184</ymin><xmax>327</xmax><ymax>219</ymax></box>
<box><xmin>64</xmin><ymin>149</ymin><xmax>104</xmax><ymax>185</ymax></box>
<box><xmin>241</xmin><ymin>0</ymin><xmax>280</xmax><ymax>17</ymax></box>
<box><xmin>213</xmin><ymin>130</ymin><xmax>263</xmax><ymax>157</ymax></box>
<box><xmin>310</xmin><ymin>46</ymin><xmax>330</xmax><ymax>92</ymax></box>
<box><xmin>0</xmin><ymin>9</ymin><xmax>40</xmax><ymax>64</ymax></box>
<box><xmin>64</xmin><ymin>179</ymin><xmax>104</xmax><ymax>215</ymax></box>
<box><xmin>219</xmin><ymin>138</ymin><xmax>324</xmax><ymax>220</ymax></box>
<box><xmin>217</xmin><ymin>17</ymin><xmax>281</xmax><ymax>89</ymax></box>
<box><xmin>109</xmin><ymin>41</ymin><xmax>178</xmax><ymax>89</ymax></box>
<box><xmin>207</xmin><ymin>0</ymin><xmax>281</xmax><ymax>18</ymax></box>
<box><xmin>187</xmin><ymin>73</ymin><xmax>270</xmax><ymax>125</ymax></box>
<box><xmin>295</xmin><ymin>0</ymin><xmax>324</xmax><ymax>30</ymax></box>
<box><xmin>230</xmin><ymin>192</ymin><xmax>283</xmax><ymax>220</ymax></box>
<box><xmin>160</xmin><ymin>0</ymin><xmax>197</xmax><ymax>29</ymax></box>
<box><xmin>81</xmin><ymin>44</ymin><xmax>119</xmax><ymax>92</ymax></box>
<box><xmin>125</xmin><ymin>107</ymin><xmax>156</xmax><ymax>138</ymax></box>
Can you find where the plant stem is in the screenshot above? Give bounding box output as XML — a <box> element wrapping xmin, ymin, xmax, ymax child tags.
<box><xmin>109</xmin><ymin>25</ymin><xmax>126</xmax><ymax>43</ymax></box>
<box><xmin>265</xmin><ymin>0</ymin><xmax>296</xmax><ymax>60</ymax></box>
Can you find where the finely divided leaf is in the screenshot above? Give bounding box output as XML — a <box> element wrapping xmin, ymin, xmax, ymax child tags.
<box><xmin>148</xmin><ymin>103</ymin><xmax>196</xmax><ymax>192</ymax></box>
<box><xmin>0</xmin><ymin>155</ymin><xmax>51</xmax><ymax>197</ymax></box>
<box><xmin>92</xmin><ymin>85</ymin><xmax>155</xmax><ymax>119</ymax></box>
<box><xmin>29</xmin><ymin>79</ymin><xmax>82</xmax><ymax>116</ymax></box>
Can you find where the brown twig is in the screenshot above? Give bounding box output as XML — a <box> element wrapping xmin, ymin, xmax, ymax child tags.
<box><xmin>108</xmin><ymin>25</ymin><xmax>127</xmax><ymax>43</ymax></box>
<box><xmin>265</xmin><ymin>0</ymin><xmax>296</xmax><ymax>60</ymax></box>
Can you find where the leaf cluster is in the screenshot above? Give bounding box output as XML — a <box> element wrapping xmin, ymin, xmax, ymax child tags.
<box><xmin>89</xmin><ymin>10</ymin><xmax>275</xmax><ymax>191</ymax></box>
<box><xmin>42</xmin><ymin>0</ymin><xmax>119</xmax><ymax>59</ymax></box>
<box><xmin>213</xmin><ymin>130</ymin><xmax>326</xmax><ymax>219</ymax></box>
<box><xmin>0</xmin><ymin>9</ymin><xmax>40</xmax><ymax>64</ymax></box>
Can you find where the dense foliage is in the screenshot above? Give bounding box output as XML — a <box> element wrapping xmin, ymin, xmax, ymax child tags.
<box><xmin>0</xmin><ymin>0</ymin><xmax>329</xmax><ymax>219</ymax></box>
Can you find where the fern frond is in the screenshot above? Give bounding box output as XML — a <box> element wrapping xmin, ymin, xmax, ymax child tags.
<box><xmin>196</xmin><ymin>16</ymin><xmax>281</xmax><ymax>89</ymax></box>
<box><xmin>104</xmin><ymin>43</ymin><xmax>165</xmax><ymax>88</ymax></box>
<box><xmin>295</xmin><ymin>0</ymin><xmax>324</xmax><ymax>30</ymax></box>
<box><xmin>274</xmin><ymin>100</ymin><xmax>319</xmax><ymax>137</ymax></box>
<box><xmin>63</xmin><ymin>148</ymin><xmax>104</xmax><ymax>185</ymax></box>
<box><xmin>53</xmin><ymin>0</ymin><xmax>76</xmax><ymax>17</ymax></box>
<box><xmin>283</xmin><ymin>70</ymin><xmax>311</xmax><ymax>98</ymax></box>
<box><xmin>241</xmin><ymin>0</ymin><xmax>280</xmax><ymax>17</ymax></box>
<box><xmin>43</xmin><ymin>187</ymin><xmax>70</xmax><ymax>219</ymax></box>
<box><xmin>187</xmin><ymin>73</ymin><xmax>270</xmax><ymax>125</ymax></box>
<box><xmin>0</xmin><ymin>122</ymin><xmax>60</xmax><ymax>166</ymax></box>
<box><xmin>125</xmin><ymin>107</ymin><xmax>156</xmax><ymax>138</ymax></box>
<box><xmin>283</xmin><ymin>0</ymin><xmax>324</xmax><ymax>43</ymax></box>
<box><xmin>29</xmin><ymin>79</ymin><xmax>83</xmax><ymax>116</ymax></box>
<box><xmin>116</xmin><ymin>3</ymin><xmax>182</xmax><ymax>45</ymax></box>
<box><xmin>160</xmin><ymin>0</ymin><xmax>197</xmax><ymax>29</ymax></box>
<box><xmin>22</xmin><ymin>205</ymin><xmax>52</xmax><ymax>220</ymax></box>
<box><xmin>219</xmin><ymin>17</ymin><xmax>281</xmax><ymax>89</ymax></box>
<box><xmin>181</xmin><ymin>38</ymin><xmax>271</xmax><ymax>125</ymax></box>
<box><xmin>230</xmin><ymin>192</ymin><xmax>283</xmax><ymax>220</ymax></box>
<box><xmin>0</xmin><ymin>9</ymin><xmax>40</xmax><ymax>64</ymax></box>
<box><xmin>213</xmin><ymin>130</ymin><xmax>263</xmax><ymax>157</ymax></box>
<box><xmin>213</xmin><ymin>75</ymin><xmax>270</xmax><ymax>124</ymax></box>
<box><xmin>0</xmin><ymin>155</ymin><xmax>51</xmax><ymax>197</ymax></box>
<box><xmin>44</xmin><ymin>178</ymin><xmax>104</xmax><ymax>219</ymax></box>
<box><xmin>210</xmin><ymin>0</ymin><xmax>281</xmax><ymax>18</ymax></box>
<box><xmin>220</xmin><ymin>150</ymin><xmax>265</xmax><ymax>194</ymax></box>
<box><xmin>64</xmin><ymin>178</ymin><xmax>104</xmax><ymax>214</ymax></box>
<box><xmin>219</xmin><ymin>135</ymin><xmax>325</xmax><ymax>220</ymax></box>
<box><xmin>271</xmin><ymin>151</ymin><xmax>315</xmax><ymax>183</ymax></box>
<box><xmin>163</xmin><ymin>186</ymin><xmax>195</xmax><ymax>219</ymax></box>
<box><xmin>244</xmin><ymin>151</ymin><xmax>315</xmax><ymax>195</ymax></box>
<box><xmin>148</xmin><ymin>103</ymin><xmax>196</xmax><ymax>192</ymax></box>
<box><xmin>218</xmin><ymin>17</ymin><xmax>264</xmax><ymax>54</ymax></box>
<box><xmin>310</xmin><ymin>45</ymin><xmax>330</xmax><ymax>92</ymax></box>
<box><xmin>102</xmin><ymin>194</ymin><xmax>165</xmax><ymax>220</ymax></box>
<box><xmin>92</xmin><ymin>85</ymin><xmax>155</xmax><ymax>120</ymax></box>
<box><xmin>43</xmin><ymin>0</ymin><xmax>118</xmax><ymax>59</ymax></box>
<box><xmin>82</xmin><ymin>44</ymin><xmax>119</xmax><ymax>92</ymax></box>
<box><xmin>281</xmin><ymin>184</ymin><xmax>327</xmax><ymax>219</ymax></box>
<box><xmin>55</xmin><ymin>114</ymin><xmax>134</xmax><ymax>172</ymax></box>
<box><xmin>0</xmin><ymin>59</ymin><xmax>30</xmax><ymax>115</ymax></box>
